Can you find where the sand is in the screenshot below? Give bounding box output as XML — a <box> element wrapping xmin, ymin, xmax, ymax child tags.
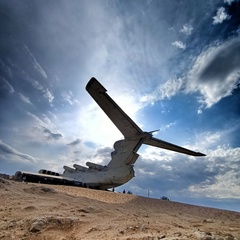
<box><xmin>0</xmin><ymin>178</ymin><xmax>239</xmax><ymax>240</ymax></box>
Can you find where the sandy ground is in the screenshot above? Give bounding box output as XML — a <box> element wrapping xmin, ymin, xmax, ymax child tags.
<box><xmin>0</xmin><ymin>178</ymin><xmax>239</xmax><ymax>240</ymax></box>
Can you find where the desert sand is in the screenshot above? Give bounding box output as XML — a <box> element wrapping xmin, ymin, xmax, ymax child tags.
<box><xmin>0</xmin><ymin>178</ymin><xmax>239</xmax><ymax>240</ymax></box>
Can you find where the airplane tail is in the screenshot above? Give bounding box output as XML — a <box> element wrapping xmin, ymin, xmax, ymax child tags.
<box><xmin>107</xmin><ymin>139</ymin><xmax>142</xmax><ymax>168</ymax></box>
<box><xmin>86</xmin><ymin>78</ymin><xmax>206</xmax><ymax>160</ymax></box>
<box><xmin>86</xmin><ymin>78</ymin><xmax>143</xmax><ymax>138</ymax></box>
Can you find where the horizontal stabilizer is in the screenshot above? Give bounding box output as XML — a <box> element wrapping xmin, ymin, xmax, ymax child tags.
<box><xmin>86</xmin><ymin>78</ymin><xmax>142</xmax><ymax>138</ymax></box>
<box><xmin>86</xmin><ymin>78</ymin><xmax>206</xmax><ymax>157</ymax></box>
<box><xmin>143</xmin><ymin>137</ymin><xmax>206</xmax><ymax>156</ymax></box>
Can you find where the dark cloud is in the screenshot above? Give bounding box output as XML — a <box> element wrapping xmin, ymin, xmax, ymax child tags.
<box><xmin>187</xmin><ymin>37</ymin><xmax>240</xmax><ymax>108</ymax></box>
<box><xmin>199</xmin><ymin>38</ymin><xmax>240</xmax><ymax>82</ymax></box>
<box><xmin>67</xmin><ymin>138</ymin><xmax>81</xmax><ymax>146</ymax></box>
<box><xmin>92</xmin><ymin>146</ymin><xmax>113</xmax><ymax>165</ymax></box>
<box><xmin>121</xmin><ymin>144</ymin><xmax>240</xmax><ymax>203</ymax></box>
<box><xmin>41</xmin><ymin>126</ymin><xmax>63</xmax><ymax>140</ymax></box>
<box><xmin>134</xmin><ymin>155</ymin><xmax>209</xmax><ymax>193</ymax></box>
<box><xmin>73</xmin><ymin>150</ymin><xmax>81</xmax><ymax>154</ymax></box>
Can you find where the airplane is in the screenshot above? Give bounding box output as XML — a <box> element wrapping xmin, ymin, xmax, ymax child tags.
<box><xmin>15</xmin><ymin>77</ymin><xmax>205</xmax><ymax>189</ymax></box>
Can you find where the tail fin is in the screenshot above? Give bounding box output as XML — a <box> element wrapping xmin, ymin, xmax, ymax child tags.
<box><xmin>86</xmin><ymin>78</ymin><xmax>206</xmax><ymax>157</ymax></box>
<box><xmin>86</xmin><ymin>77</ymin><xmax>142</xmax><ymax>138</ymax></box>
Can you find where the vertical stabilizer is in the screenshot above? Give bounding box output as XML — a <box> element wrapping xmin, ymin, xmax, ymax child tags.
<box><xmin>86</xmin><ymin>78</ymin><xmax>143</xmax><ymax>138</ymax></box>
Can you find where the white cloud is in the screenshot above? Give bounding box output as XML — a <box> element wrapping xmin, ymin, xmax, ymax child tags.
<box><xmin>1</xmin><ymin>77</ymin><xmax>14</xmax><ymax>93</ymax></box>
<box><xmin>172</xmin><ymin>41</ymin><xmax>186</xmax><ymax>50</ymax></box>
<box><xmin>18</xmin><ymin>64</ymin><xmax>53</xmax><ymax>103</ymax></box>
<box><xmin>187</xmin><ymin>37</ymin><xmax>240</xmax><ymax>109</ymax></box>
<box><xmin>26</xmin><ymin>112</ymin><xmax>64</xmax><ymax>142</ymax></box>
<box><xmin>188</xmin><ymin>147</ymin><xmax>240</xmax><ymax>198</ymax></box>
<box><xmin>190</xmin><ymin>125</ymin><xmax>240</xmax><ymax>152</ymax></box>
<box><xmin>24</xmin><ymin>44</ymin><xmax>48</xmax><ymax>79</ymax></box>
<box><xmin>213</xmin><ymin>7</ymin><xmax>230</xmax><ymax>25</ymax></box>
<box><xmin>204</xmin><ymin>132</ymin><xmax>221</xmax><ymax>145</ymax></box>
<box><xmin>223</xmin><ymin>0</ymin><xmax>235</xmax><ymax>5</ymax></box>
<box><xmin>26</xmin><ymin>112</ymin><xmax>58</xmax><ymax>134</ymax></box>
<box><xmin>134</xmin><ymin>128</ymin><xmax>240</xmax><ymax>200</ymax></box>
<box><xmin>159</xmin><ymin>122</ymin><xmax>176</xmax><ymax>132</ymax></box>
<box><xmin>140</xmin><ymin>77</ymin><xmax>184</xmax><ymax>105</ymax></box>
<box><xmin>180</xmin><ymin>24</ymin><xmax>193</xmax><ymax>35</ymax></box>
<box><xmin>141</xmin><ymin>146</ymin><xmax>176</xmax><ymax>162</ymax></box>
<box><xmin>27</xmin><ymin>112</ymin><xmax>46</xmax><ymax>126</ymax></box>
<box><xmin>61</xmin><ymin>90</ymin><xmax>79</xmax><ymax>105</ymax></box>
<box><xmin>161</xmin><ymin>77</ymin><xmax>184</xmax><ymax>98</ymax></box>
<box><xmin>0</xmin><ymin>139</ymin><xmax>37</xmax><ymax>163</ymax></box>
<box><xmin>43</xmin><ymin>88</ymin><xmax>54</xmax><ymax>103</ymax></box>
<box><xmin>19</xmin><ymin>93</ymin><xmax>32</xmax><ymax>105</ymax></box>
<box><xmin>193</xmin><ymin>132</ymin><xmax>221</xmax><ymax>150</ymax></box>
<box><xmin>25</xmin><ymin>75</ymin><xmax>44</xmax><ymax>91</ymax></box>
<box><xmin>0</xmin><ymin>60</ymin><xmax>13</xmax><ymax>80</ymax></box>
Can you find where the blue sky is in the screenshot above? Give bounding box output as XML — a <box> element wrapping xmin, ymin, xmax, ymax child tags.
<box><xmin>0</xmin><ymin>0</ymin><xmax>240</xmax><ymax>212</ymax></box>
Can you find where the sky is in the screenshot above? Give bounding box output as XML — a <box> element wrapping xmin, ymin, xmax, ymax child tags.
<box><xmin>0</xmin><ymin>0</ymin><xmax>240</xmax><ymax>212</ymax></box>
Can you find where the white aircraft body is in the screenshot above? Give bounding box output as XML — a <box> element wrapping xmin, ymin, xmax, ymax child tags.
<box><xmin>15</xmin><ymin>77</ymin><xmax>205</xmax><ymax>189</ymax></box>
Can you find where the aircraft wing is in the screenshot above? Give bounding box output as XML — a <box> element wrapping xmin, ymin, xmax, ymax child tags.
<box><xmin>143</xmin><ymin>137</ymin><xmax>206</xmax><ymax>156</ymax></box>
<box><xmin>86</xmin><ymin>77</ymin><xmax>143</xmax><ymax>138</ymax></box>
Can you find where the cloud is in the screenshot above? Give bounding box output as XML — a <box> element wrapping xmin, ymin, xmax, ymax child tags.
<box><xmin>17</xmin><ymin>67</ymin><xmax>53</xmax><ymax>103</ymax></box>
<box><xmin>26</xmin><ymin>114</ymin><xmax>63</xmax><ymax>142</ymax></box>
<box><xmin>24</xmin><ymin>45</ymin><xmax>48</xmax><ymax>79</ymax></box>
<box><xmin>1</xmin><ymin>77</ymin><xmax>14</xmax><ymax>93</ymax></box>
<box><xmin>10</xmin><ymin>62</ymin><xmax>44</xmax><ymax>93</ymax></box>
<box><xmin>187</xmin><ymin>37</ymin><xmax>240</xmax><ymax>109</ymax></box>
<box><xmin>140</xmin><ymin>77</ymin><xmax>184</xmax><ymax>105</ymax></box>
<box><xmin>0</xmin><ymin>139</ymin><xmax>37</xmax><ymax>163</ymax></box>
<box><xmin>212</xmin><ymin>7</ymin><xmax>230</xmax><ymax>25</ymax></box>
<box><xmin>93</xmin><ymin>146</ymin><xmax>113</xmax><ymax>165</ymax></box>
<box><xmin>27</xmin><ymin>112</ymin><xmax>46</xmax><ymax>126</ymax></box>
<box><xmin>19</xmin><ymin>93</ymin><xmax>32</xmax><ymax>104</ymax></box>
<box><xmin>61</xmin><ymin>90</ymin><xmax>79</xmax><ymax>105</ymax></box>
<box><xmin>223</xmin><ymin>0</ymin><xmax>235</xmax><ymax>5</ymax></box>
<box><xmin>130</xmin><ymin>129</ymin><xmax>240</xmax><ymax>199</ymax></box>
<box><xmin>188</xmin><ymin>146</ymin><xmax>240</xmax><ymax>198</ymax></box>
<box><xmin>0</xmin><ymin>60</ymin><xmax>13</xmax><ymax>80</ymax></box>
<box><xmin>41</xmin><ymin>126</ymin><xmax>63</xmax><ymax>140</ymax></box>
<box><xmin>67</xmin><ymin>138</ymin><xmax>81</xmax><ymax>146</ymax></box>
<box><xmin>172</xmin><ymin>41</ymin><xmax>186</xmax><ymax>50</ymax></box>
<box><xmin>131</xmin><ymin>153</ymin><xmax>208</xmax><ymax>197</ymax></box>
<box><xmin>159</xmin><ymin>122</ymin><xmax>176</xmax><ymax>132</ymax></box>
<box><xmin>180</xmin><ymin>24</ymin><xmax>193</xmax><ymax>35</ymax></box>
<box><xmin>43</xmin><ymin>88</ymin><xmax>54</xmax><ymax>103</ymax></box>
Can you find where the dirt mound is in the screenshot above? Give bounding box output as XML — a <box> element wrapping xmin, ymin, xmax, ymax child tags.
<box><xmin>29</xmin><ymin>216</ymin><xmax>79</xmax><ymax>233</ymax></box>
<box><xmin>0</xmin><ymin>178</ymin><xmax>10</xmax><ymax>188</ymax></box>
<box><xmin>23</xmin><ymin>186</ymin><xmax>56</xmax><ymax>194</ymax></box>
<box><xmin>0</xmin><ymin>181</ymin><xmax>239</xmax><ymax>239</ymax></box>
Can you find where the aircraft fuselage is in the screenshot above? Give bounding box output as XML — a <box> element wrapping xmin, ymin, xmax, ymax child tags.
<box><xmin>15</xmin><ymin>77</ymin><xmax>205</xmax><ymax>190</ymax></box>
<box><xmin>62</xmin><ymin>164</ymin><xmax>135</xmax><ymax>189</ymax></box>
